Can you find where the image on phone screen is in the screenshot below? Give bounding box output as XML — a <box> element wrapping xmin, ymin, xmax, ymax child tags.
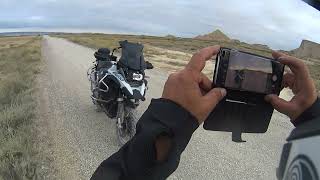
<box><xmin>225</xmin><ymin>51</ymin><xmax>275</xmax><ymax>94</ymax></box>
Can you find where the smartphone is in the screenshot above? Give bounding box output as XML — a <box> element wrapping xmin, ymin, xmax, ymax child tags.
<box><xmin>203</xmin><ymin>48</ymin><xmax>285</xmax><ymax>135</ymax></box>
<box><xmin>213</xmin><ymin>48</ymin><xmax>284</xmax><ymax>104</ymax></box>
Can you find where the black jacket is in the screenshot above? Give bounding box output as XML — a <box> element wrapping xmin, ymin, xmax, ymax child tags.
<box><xmin>91</xmin><ymin>98</ymin><xmax>320</xmax><ymax>180</ymax></box>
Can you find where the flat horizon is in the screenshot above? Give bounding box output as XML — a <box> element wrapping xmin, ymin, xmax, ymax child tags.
<box><xmin>1</xmin><ymin>28</ymin><xmax>318</xmax><ymax>51</ymax></box>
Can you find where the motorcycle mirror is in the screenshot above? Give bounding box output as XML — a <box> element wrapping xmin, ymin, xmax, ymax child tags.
<box><xmin>145</xmin><ymin>61</ymin><xmax>154</xmax><ymax>69</ymax></box>
<box><xmin>111</xmin><ymin>47</ymin><xmax>122</xmax><ymax>56</ymax></box>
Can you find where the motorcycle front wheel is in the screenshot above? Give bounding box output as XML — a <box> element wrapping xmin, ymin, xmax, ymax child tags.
<box><xmin>116</xmin><ymin>103</ymin><xmax>138</xmax><ymax>146</ymax></box>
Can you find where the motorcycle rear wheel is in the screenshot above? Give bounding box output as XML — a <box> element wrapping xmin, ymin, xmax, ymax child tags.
<box><xmin>116</xmin><ymin>103</ymin><xmax>137</xmax><ymax>146</ymax></box>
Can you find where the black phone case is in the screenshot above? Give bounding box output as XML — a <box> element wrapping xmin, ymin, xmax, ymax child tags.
<box><xmin>203</xmin><ymin>48</ymin><xmax>284</xmax><ymax>138</ymax></box>
<box><xmin>203</xmin><ymin>99</ymin><xmax>274</xmax><ymax>133</ymax></box>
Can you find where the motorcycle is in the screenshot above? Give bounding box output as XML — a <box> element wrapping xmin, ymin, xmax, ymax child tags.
<box><xmin>87</xmin><ymin>40</ymin><xmax>153</xmax><ymax>145</ymax></box>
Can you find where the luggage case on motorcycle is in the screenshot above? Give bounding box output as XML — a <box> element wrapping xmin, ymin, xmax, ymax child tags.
<box><xmin>95</xmin><ymin>48</ymin><xmax>113</xmax><ymax>70</ymax></box>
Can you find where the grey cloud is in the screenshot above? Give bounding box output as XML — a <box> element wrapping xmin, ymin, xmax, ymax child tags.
<box><xmin>0</xmin><ymin>0</ymin><xmax>320</xmax><ymax>50</ymax></box>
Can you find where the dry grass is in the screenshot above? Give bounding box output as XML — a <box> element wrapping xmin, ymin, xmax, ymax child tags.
<box><xmin>56</xmin><ymin>33</ymin><xmax>320</xmax><ymax>91</ymax></box>
<box><xmin>0</xmin><ymin>36</ymin><xmax>41</xmax><ymax>180</ymax></box>
<box><xmin>55</xmin><ymin>33</ymin><xmax>273</xmax><ymax>56</ymax></box>
<box><xmin>0</xmin><ymin>36</ymin><xmax>36</xmax><ymax>50</ymax></box>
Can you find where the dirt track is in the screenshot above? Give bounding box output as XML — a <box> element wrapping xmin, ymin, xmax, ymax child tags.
<box><xmin>38</xmin><ymin>36</ymin><xmax>294</xmax><ymax>180</ymax></box>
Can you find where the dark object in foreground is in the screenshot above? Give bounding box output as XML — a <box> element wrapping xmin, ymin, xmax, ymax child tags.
<box><xmin>302</xmin><ymin>0</ymin><xmax>320</xmax><ymax>11</ymax></box>
<box><xmin>204</xmin><ymin>48</ymin><xmax>285</xmax><ymax>142</ymax></box>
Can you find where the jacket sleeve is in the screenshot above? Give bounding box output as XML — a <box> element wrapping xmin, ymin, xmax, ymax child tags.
<box><xmin>91</xmin><ymin>98</ymin><xmax>199</xmax><ymax>180</ymax></box>
<box><xmin>292</xmin><ymin>98</ymin><xmax>320</xmax><ymax>127</ymax></box>
<box><xmin>287</xmin><ymin>98</ymin><xmax>320</xmax><ymax>141</ymax></box>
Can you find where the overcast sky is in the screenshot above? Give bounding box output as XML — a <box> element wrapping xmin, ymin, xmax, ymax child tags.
<box><xmin>0</xmin><ymin>0</ymin><xmax>319</xmax><ymax>50</ymax></box>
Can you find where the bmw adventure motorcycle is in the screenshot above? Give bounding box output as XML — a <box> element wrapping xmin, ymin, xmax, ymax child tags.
<box><xmin>87</xmin><ymin>40</ymin><xmax>153</xmax><ymax>145</ymax></box>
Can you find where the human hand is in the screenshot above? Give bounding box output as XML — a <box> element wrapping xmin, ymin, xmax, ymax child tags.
<box><xmin>265</xmin><ymin>52</ymin><xmax>317</xmax><ymax>122</ymax></box>
<box><xmin>162</xmin><ymin>46</ymin><xmax>227</xmax><ymax>124</ymax></box>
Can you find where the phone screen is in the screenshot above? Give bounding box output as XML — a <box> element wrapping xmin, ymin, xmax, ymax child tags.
<box><xmin>224</xmin><ymin>51</ymin><xmax>275</xmax><ymax>94</ymax></box>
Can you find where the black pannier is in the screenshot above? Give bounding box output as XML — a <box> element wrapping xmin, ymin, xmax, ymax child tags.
<box><xmin>118</xmin><ymin>40</ymin><xmax>146</xmax><ymax>72</ymax></box>
<box><xmin>94</xmin><ymin>48</ymin><xmax>110</xmax><ymax>60</ymax></box>
<box><xmin>94</xmin><ymin>48</ymin><xmax>113</xmax><ymax>70</ymax></box>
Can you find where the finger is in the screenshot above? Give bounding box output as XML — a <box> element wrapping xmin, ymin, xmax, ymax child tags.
<box><xmin>282</xmin><ymin>73</ymin><xmax>295</xmax><ymax>89</ymax></box>
<box><xmin>199</xmin><ymin>73</ymin><xmax>212</xmax><ymax>91</ymax></box>
<box><xmin>265</xmin><ymin>94</ymin><xmax>295</xmax><ymax>115</ymax></box>
<box><xmin>186</xmin><ymin>45</ymin><xmax>220</xmax><ymax>72</ymax></box>
<box><xmin>272</xmin><ymin>51</ymin><xmax>298</xmax><ymax>72</ymax></box>
<box><xmin>281</xmin><ymin>59</ymin><xmax>310</xmax><ymax>83</ymax></box>
<box><xmin>200</xmin><ymin>88</ymin><xmax>208</xmax><ymax>96</ymax></box>
<box><xmin>278</xmin><ymin>57</ymin><xmax>303</xmax><ymax>70</ymax></box>
<box><xmin>272</xmin><ymin>51</ymin><xmax>285</xmax><ymax>60</ymax></box>
<box><xmin>278</xmin><ymin>56</ymin><xmax>307</xmax><ymax>74</ymax></box>
<box><xmin>203</xmin><ymin>88</ymin><xmax>226</xmax><ymax>108</ymax></box>
<box><xmin>273</xmin><ymin>52</ymin><xmax>309</xmax><ymax>79</ymax></box>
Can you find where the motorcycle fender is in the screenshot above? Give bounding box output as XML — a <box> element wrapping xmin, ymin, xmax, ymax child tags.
<box><xmin>132</xmin><ymin>83</ymin><xmax>146</xmax><ymax>96</ymax></box>
<box><xmin>119</xmin><ymin>81</ymin><xmax>134</xmax><ymax>95</ymax></box>
<box><xmin>131</xmin><ymin>83</ymin><xmax>146</xmax><ymax>101</ymax></box>
<box><xmin>122</xmin><ymin>83</ymin><xmax>146</xmax><ymax>101</ymax></box>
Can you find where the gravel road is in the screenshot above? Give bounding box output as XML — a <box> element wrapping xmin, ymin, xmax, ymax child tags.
<box><xmin>39</xmin><ymin>36</ymin><xmax>294</xmax><ymax>180</ymax></box>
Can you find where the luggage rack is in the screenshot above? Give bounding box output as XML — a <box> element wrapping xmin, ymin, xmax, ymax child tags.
<box><xmin>90</xmin><ymin>95</ymin><xmax>113</xmax><ymax>103</ymax></box>
<box><xmin>88</xmin><ymin>65</ymin><xmax>113</xmax><ymax>104</ymax></box>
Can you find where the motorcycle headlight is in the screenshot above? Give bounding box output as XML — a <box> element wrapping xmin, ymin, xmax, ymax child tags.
<box><xmin>132</xmin><ymin>73</ymin><xmax>143</xmax><ymax>81</ymax></box>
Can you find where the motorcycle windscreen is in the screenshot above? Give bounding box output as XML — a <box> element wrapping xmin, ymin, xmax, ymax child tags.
<box><xmin>119</xmin><ymin>41</ymin><xmax>146</xmax><ymax>71</ymax></box>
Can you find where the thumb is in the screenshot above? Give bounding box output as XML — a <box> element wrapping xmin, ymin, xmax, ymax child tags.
<box><xmin>265</xmin><ymin>94</ymin><xmax>294</xmax><ymax>115</ymax></box>
<box><xmin>204</xmin><ymin>88</ymin><xmax>227</xmax><ymax>107</ymax></box>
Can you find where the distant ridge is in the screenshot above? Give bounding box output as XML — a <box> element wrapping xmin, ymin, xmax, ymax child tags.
<box><xmin>194</xmin><ymin>29</ymin><xmax>231</xmax><ymax>42</ymax></box>
<box><xmin>291</xmin><ymin>39</ymin><xmax>320</xmax><ymax>59</ymax></box>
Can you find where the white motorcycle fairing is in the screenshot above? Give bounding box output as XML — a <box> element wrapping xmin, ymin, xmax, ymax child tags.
<box><xmin>98</xmin><ymin>62</ymin><xmax>146</xmax><ymax>101</ymax></box>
